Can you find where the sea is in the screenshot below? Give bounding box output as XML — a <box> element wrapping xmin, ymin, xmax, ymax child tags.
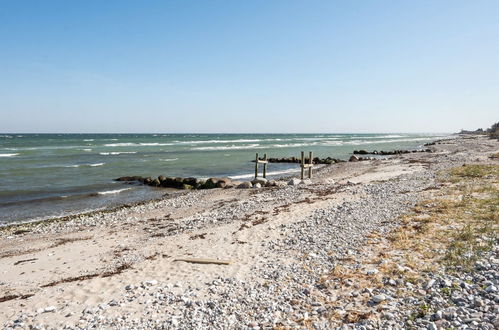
<box><xmin>0</xmin><ymin>133</ymin><xmax>450</xmax><ymax>225</ymax></box>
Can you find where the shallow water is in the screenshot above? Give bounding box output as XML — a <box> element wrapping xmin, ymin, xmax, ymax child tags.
<box><xmin>0</xmin><ymin>133</ymin><xmax>449</xmax><ymax>224</ymax></box>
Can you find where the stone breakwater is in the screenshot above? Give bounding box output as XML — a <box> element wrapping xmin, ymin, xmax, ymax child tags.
<box><xmin>353</xmin><ymin>148</ymin><xmax>432</xmax><ymax>155</ymax></box>
<box><xmin>116</xmin><ymin>176</ymin><xmax>235</xmax><ymax>190</ymax></box>
<box><xmin>252</xmin><ymin>156</ymin><xmax>345</xmax><ymax>164</ymax></box>
<box><xmin>115</xmin><ymin>175</ymin><xmax>311</xmax><ymax>190</ymax></box>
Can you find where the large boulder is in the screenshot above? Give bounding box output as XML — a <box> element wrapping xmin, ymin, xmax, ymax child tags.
<box><xmin>149</xmin><ymin>178</ymin><xmax>161</xmax><ymax>187</ymax></box>
<box><xmin>237</xmin><ymin>181</ymin><xmax>253</xmax><ymax>189</ymax></box>
<box><xmin>265</xmin><ymin>180</ymin><xmax>277</xmax><ymax>187</ymax></box>
<box><xmin>160</xmin><ymin>177</ymin><xmax>175</xmax><ymax>188</ymax></box>
<box><xmin>349</xmin><ymin>155</ymin><xmax>360</xmax><ymax>162</ymax></box>
<box><xmin>115</xmin><ymin>176</ymin><xmax>143</xmax><ymax>182</ymax></box>
<box><xmin>202</xmin><ymin>177</ymin><xmax>232</xmax><ymax>189</ymax></box>
<box><xmin>216</xmin><ymin>177</ymin><xmax>233</xmax><ymax>188</ymax></box>
<box><xmin>251</xmin><ymin>178</ymin><xmax>268</xmax><ymax>186</ymax></box>
<box><xmin>182</xmin><ymin>177</ymin><xmax>199</xmax><ymax>187</ymax></box>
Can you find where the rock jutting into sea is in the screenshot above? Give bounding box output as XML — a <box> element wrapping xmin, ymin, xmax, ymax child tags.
<box><xmin>115</xmin><ymin>176</ymin><xmax>280</xmax><ymax>190</ymax></box>
<box><xmin>252</xmin><ymin>156</ymin><xmax>345</xmax><ymax>164</ymax></box>
<box><xmin>352</xmin><ymin>149</ymin><xmax>432</xmax><ymax>155</ymax></box>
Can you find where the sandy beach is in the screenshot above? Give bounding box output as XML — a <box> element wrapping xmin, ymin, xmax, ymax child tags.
<box><xmin>1</xmin><ymin>135</ymin><xmax>498</xmax><ymax>329</ymax></box>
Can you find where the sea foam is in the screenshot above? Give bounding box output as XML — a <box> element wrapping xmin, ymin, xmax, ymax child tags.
<box><xmin>97</xmin><ymin>188</ymin><xmax>131</xmax><ymax>195</ymax></box>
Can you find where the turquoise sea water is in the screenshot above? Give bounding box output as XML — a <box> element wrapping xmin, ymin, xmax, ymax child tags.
<box><xmin>0</xmin><ymin>133</ymin><xmax>449</xmax><ymax>225</ymax></box>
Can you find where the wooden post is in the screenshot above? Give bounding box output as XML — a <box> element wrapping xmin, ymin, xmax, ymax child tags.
<box><xmin>300</xmin><ymin>151</ymin><xmax>305</xmax><ymax>180</ymax></box>
<box><xmin>309</xmin><ymin>151</ymin><xmax>313</xmax><ymax>179</ymax></box>
<box><xmin>255</xmin><ymin>153</ymin><xmax>259</xmax><ymax>179</ymax></box>
<box><xmin>263</xmin><ymin>153</ymin><xmax>267</xmax><ymax>178</ymax></box>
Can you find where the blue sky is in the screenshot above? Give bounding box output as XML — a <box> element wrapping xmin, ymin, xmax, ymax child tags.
<box><xmin>0</xmin><ymin>0</ymin><xmax>498</xmax><ymax>133</ymax></box>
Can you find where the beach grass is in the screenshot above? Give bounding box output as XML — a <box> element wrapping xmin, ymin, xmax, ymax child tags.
<box><xmin>389</xmin><ymin>164</ymin><xmax>498</xmax><ymax>273</ymax></box>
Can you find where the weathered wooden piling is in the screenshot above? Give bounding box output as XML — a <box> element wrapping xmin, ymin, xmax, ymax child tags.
<box><xmin>300</xmin><ymin>151</ymin><xmax>313</xmax><ymax>179</ymax></box>
<box><xmin>255</xmin><ymin>153</ymin><xmax>269</xmax><ymax>179</ymax></box>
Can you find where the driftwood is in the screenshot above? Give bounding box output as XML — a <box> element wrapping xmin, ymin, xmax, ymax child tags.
<box><xmin>173</xmin><ymin>258</ymin><xmax>231</xmax><ymax>265</ymax></box>
<box><xmin>13</xmin><ymin>258</ymin><xmax>38</xmax><ymax>266</ymax></box>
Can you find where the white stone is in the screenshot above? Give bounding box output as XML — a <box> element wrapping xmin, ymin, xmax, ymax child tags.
<box><xmin>44</xmin><ymin>306</ymin><xmax>56</xmax><ymax>313</ymax></box>
<box><xmin>425</xmin><ymin>279</ymin><xmax>436</xmax><ymax>290</ymax></box>
<box><xmin>372</xmin><ymin>294</ymin><xmax>386</xmax><ymax>303</ymax></box>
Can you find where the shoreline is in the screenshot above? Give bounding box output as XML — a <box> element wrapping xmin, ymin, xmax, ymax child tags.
<box><xmin>0</xmin><ymin>133</ymin><xmax>451</xmax><ymax>226</ymax></box>
<box><xmin>1</xmin><ymin>135</ymin><xmax>497</xmax><ymax>328</ymax></box>
<box><xmin>1</xmin><ymin>139</ymin><xmax>442</xmax><ymax>229</ymax></box>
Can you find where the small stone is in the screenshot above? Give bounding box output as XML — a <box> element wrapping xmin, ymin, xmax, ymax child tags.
<box><xmin>253</xmin><ymin>183</ymin><xmax>262</xmax><ymax>189</ymax></box>
<box><xmin>372</xmin><ymin>294</ymin><xmax>386</xmax><ymax>303</ymax></box>
<box><xmin>425</xmin><ymin>279</ymin><xmax>436</xmax><ymax>290</ymax></box>
<box><xmin>485</xmin><ymin>285</ymin><xmax>497</xmax><ymax>293</ymax></box>
<box><xmin>366</xmin><ymin>269</ymin><xmax>379</xmax><ymax>275</ymax></box>
<box><xmin>433</xmin><ymin>311</ymin><xmax>443</xmax><ymax>321</ymax></box>
<box><xmin>288</xmin><ymin>178</ymin><xmax>301</xmax><ymax>186</ymax></box>
<box><xmin>44</xmin><ymin>306</ymin><xmax>56</xmax><ymax>313</ymax></box>
<box><xmin>145</xmin><ymin>280</ymin><xmax>158</xmax><ymax>286</ymax></box>
<box><xmin>427</xmin><ymin>322</ymin><xmax>437</xmax><ymax>330</ymax></box>
<box><xmin>382</xmin><ymin>312</ymin><xmax>395</xmax><ymax>320</ymax></box>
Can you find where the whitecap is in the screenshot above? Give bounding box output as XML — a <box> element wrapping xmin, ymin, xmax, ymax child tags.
<box><xmin>272</xmin><ymin>142</ymin><xmax>319</xmax><ymax>148</ymax></box>
<box><xmin>139</xmin><ymin>143</ymin><xmax>174</xmax><ymax>146</ymax></box>
<box><xmin>104</xmin><ymin>142</ymin><xmax>173</xmax><ymax>147</ymax></box>
<box><xmin>65</xmin><ymin>163</ymin><xmax>105</xmax><ymax>168</ymax></box>
<box><xmin>160</xmin><ymin>158</ymin><xmax>178</xmax><ymax>162</ymax></box>
<box><xmin>0</xmin><ymin>153</ymin><xmax>19</xmax><ymax>157</ymax></box>
<box><xmin>100</xmin><ymin>152</ymin><xmax>137</xmax><ymax>155</ymax></box>
<box><xmin>191</xmin><ymin>144</ymin><xmax>261</xmax><ymax>151</ymax></box>
<box><xmin>177</xmin><ymin>139</ymin><xmax>261</xmax><ymax>144</ymax></box>
<box><xmin>97</xmin><ymin>188</ymin><xmax>131</xmax><ymax>195</ymax></box>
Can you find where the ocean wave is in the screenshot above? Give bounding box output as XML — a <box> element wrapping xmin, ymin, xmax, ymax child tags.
<box><xmin>103</xmin><ymin>143</ymin><xmax>135</xmax><ymax>147</ymax></box>
<box><xmin>97</xmin><ymin>188</ymin><xmax>131</xmax><ymax>195</ymax></box>
<box><xmin>82</xmin><ymin>149</ymin><xmax>92</xmax><ymax>152</ymax></box>
<box><xmin>272</xmin><ymin>142</ymin><xmax>319</xmax><ymax>148</ymax></box>
<box><xmin>340</xmin><ymin>137</ymin><xmax>434</xmax><ymax>145</ymax></box>
<box><xmin>352</xmin><ymin>135</ymin><xmax>406</xmax><ymax>139</ymax></box>
<box><xmin>99</xmin><ymin>151</ymin><xmax>137</xmax><ymax>155</ymax></box>
<box><xmin>191</xmin><ymin>144</ymin><xmax>261</xmax><ymax>151</ymax></box>
<box><xmin>103</xmin><ymin>142</ymin><xmax>173</xmax><ymax>147</ymax></box>
<box><xmin>139</xmin><ymin>143</ymin><xmax>174</xmax><ymax>146</ymax></box>
<box><xmin>83</xmin><ymin>139</ymin><xmax>94</xmax><ymax>142</ymax></box>
<box><xmin>177</xmin><ymin>139</ymin><xmax>262</xmax><ymax>144</ymax></box>
<box><xmin>0</xmin><ymin>153</ymin><xmax>19</xmax><ymax>157</ymax></box>
<box><xmin>0</xmin><ymin>135</ymin><xmax>13</xmax><ymax>138</ymax></box>
<box><xmin>160</xmin><ymin>158</ymin><xmax>178</xmax><ymax>162</ymax></box>
<box><xmin>65</xmin><ymin>163</ymin><xmax>105</xmax><ymax>168</ymax></box>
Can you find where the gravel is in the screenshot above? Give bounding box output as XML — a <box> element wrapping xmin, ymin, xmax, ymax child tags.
<box><xmin>2</xmin><ymin>136</ymin><xmax>498</xmax><ymax>329</ymax></box>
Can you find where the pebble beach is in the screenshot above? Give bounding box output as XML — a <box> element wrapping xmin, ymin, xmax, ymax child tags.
<box><xmin>1</xmin><ymin>135</ymin><xmax>498</xmax><ymax>329</ymax></box>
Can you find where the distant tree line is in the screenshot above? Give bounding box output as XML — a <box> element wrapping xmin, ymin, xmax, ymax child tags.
<box><xmin>460</xmin><ymin>121</ymin><xmax>499</xmax><ymax>138</ymax></box>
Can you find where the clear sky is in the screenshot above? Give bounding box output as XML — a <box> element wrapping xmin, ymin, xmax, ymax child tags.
<box><xmin>0</xmin><ymin>0</ymin><xmax>498</xmax><ymax>133</ymax></box>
